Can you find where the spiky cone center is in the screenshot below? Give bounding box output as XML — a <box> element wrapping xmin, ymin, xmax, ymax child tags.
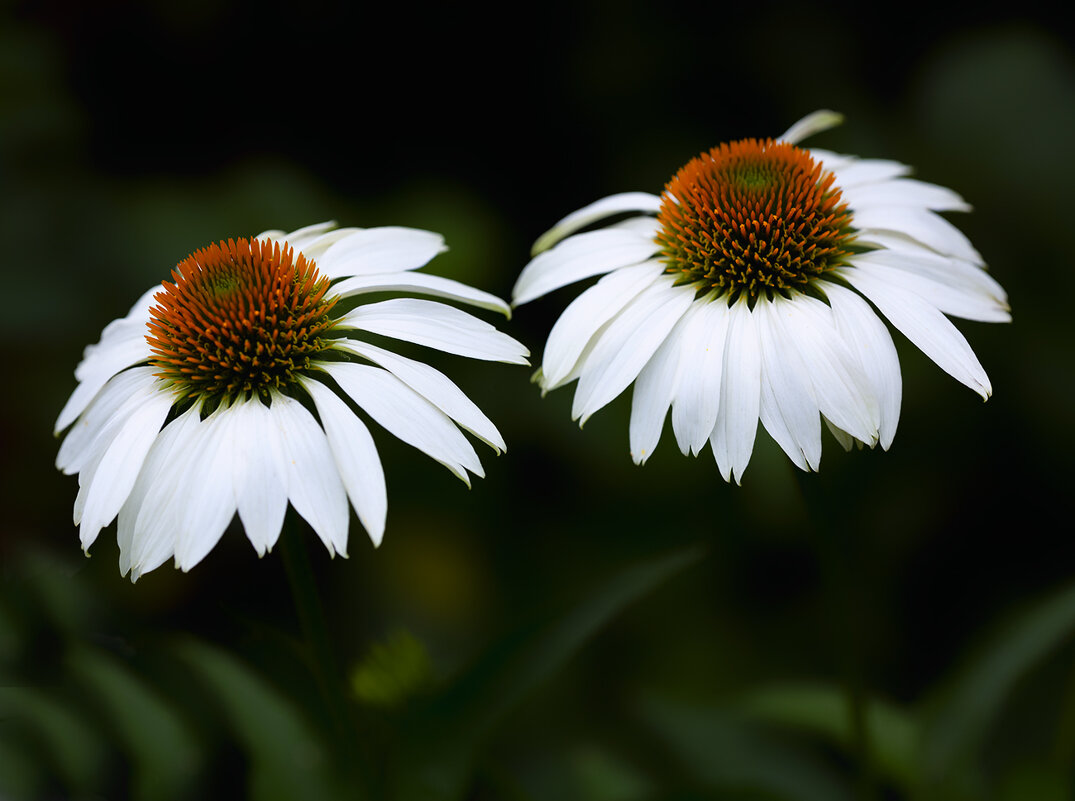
<box><xmin>147</xmin><ymin>237</ymin><xmax>338</xmax><ymax>403</ymax></box>
<box><xmin>655</xmin><ymin>138</ymin><xmax>856</xmax><ymax>301</ymax></box>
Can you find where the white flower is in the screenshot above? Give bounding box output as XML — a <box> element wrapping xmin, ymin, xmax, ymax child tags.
<box><xmin>512</xmin><ymin>111</ymin><xmax>1009</xmax><ymax>483</ymax></box>
<box><xmin>56</xmin><ymin>222</ymin><xmax>529</xmax><ymax>580</ymax></box>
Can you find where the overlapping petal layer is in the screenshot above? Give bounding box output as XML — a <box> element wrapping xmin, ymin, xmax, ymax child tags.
<box><xmin>57</xmin><ymin>223</ymin><xmax>528</xmax><ymax>579</ymax></box>
<box><xmin>513</xmin><ymin>112</ymin><xmax>1009</xmax><ymax>481</ymax></box>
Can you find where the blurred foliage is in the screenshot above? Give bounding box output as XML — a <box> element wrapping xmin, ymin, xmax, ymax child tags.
<box><xmin>3</xmin><ymin>0</ymin><xmax>1075</xmax><ymax>799</ymax></box>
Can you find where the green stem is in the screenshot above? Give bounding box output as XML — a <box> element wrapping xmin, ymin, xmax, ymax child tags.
<box><xmin>794</xmin><ymin>470</ymin><xmax>878</xmax><ymax>801</ymax></box>
<box><xmin>278</xmin><ymin>514</ymin><xmax>363</xmax><ymax>782</ymax></box>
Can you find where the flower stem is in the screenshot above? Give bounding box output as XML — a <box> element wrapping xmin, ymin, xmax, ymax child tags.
<box><xmin>794</xmin><ymin>469</ymin><xmax>879</xmax><ymax>801</ymax></box>
<box><xmin>278</xmin><ymin>514</ymin><xmax>359</xmax><ymax>773</ymax></box>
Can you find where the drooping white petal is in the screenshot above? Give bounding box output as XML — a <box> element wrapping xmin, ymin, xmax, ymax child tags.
<box><xmin>531</xmin><ymin>192</ymin><xmax>662</xmax><ymax>256</ymax></box>
<box><xmin>838</xmin><ymin>266</ymin><xmax>992</xmax><ymax>399</ymax></box>
<box><xmin>316</xmin><ymin>227</ymin><xmax>447</xmax><ymax>280</ymax></box>
<box><xmin>851</xmin><ymin>244</ymin><xmax>1008</xmax><ymax>309</ymax></box>
<box><xmin>805</xmin><ymin>148</ymin><xmax>856</xmax><ymax>171</ymax></box>
<box><xmin>335</xmin><ymin>339</ymin><xmax>506</xmax><ymax>454</ymax></box>
<box><xmin>269</xmin><ymin>393</ymin><xmax>350</xmax><ymax>557</ymax></box>
<box><xmin>336</xmin><ymin>298</ymin><xmax>530</xmax><ymax>364</ymax></box>
<box><xmin>772</xmin><ymin>294</ymin><xmax>880</xmax><ymax>445</ymax></box>
<box><xmin>57</xmin><ymin>332</ymin><xmax>155</xmax><ymax>434</ymax></box>
<box><xmin>293</xmin><ymin>227</ymin><xmax>363</xmax><ymax>261</ymax></box>
<box><xmin>778</xmin><ymin>110</ymin><xmax>844</xmax><ymax>145</ymax></box>
<box><xmin>848</xmin><ymin>258</ymin><xmax>1010</xmax><ymax>323</ymax></box>
<box><xmin>755</xmin><ymin>298</ymin><xmax>821</xmax><ymax>472</ymax></box>
<box><xmin>852</xmin><ymin>206</ymin><xmax>982</xmax><ymax>263</ymax></box>
<box><xmin>608</xmin><ymin>216</ymin><xmax>661</xmax><ymax>240</ymax></box>
<box><xmin>570</xmin><ymin>279</ymin><xmax>695</xmax><ymax>425</ymax></box>
<box><xmin>256</xmin><ymin>223</ymin><xmax>364</xmax><ymax>262</ymax></box>
<box><xmin>300</xmin><ymin>378</ymin><xmax>387</xmax><ymax>546</ymax></box>
<box><xmin>825</xmin><ymin>158</ymin><xmax>911</xmax><ymax>188</ymax></box>
<box><xmin>57</xmin><ymin>367</ymin><xmax>162</xmax><ymax>473</ymax></box>
<box><xmin>628</xmin><ymin>301</ymin><xmax>702</xmax><ymax>464</ymax></box>
<box><xmin>331</xmin><ymin>271</ymin><xmax>512</xmax><ymax>318</ymax></box>
<box><xmin>540</xmin><ymin>260</ymin><xmax>665</xmax><ymax>388</ymax></box>
<box><xmin>822</xmin><ymin>283</ymin><xmax>902</xmax><ymax>450</ymax></box>
<box><xmin>825</xmin><ymin>416</ymin><xmax>856</xmax><ymax>451</ymax></box>
<box><xmin>671</xmin><ymin>297</ymin><xmax>731</xmax><ymax>456</ymax></box>
<box><xmin>842</xmin><ymin>178</ymin><xmax>971</xmax><ymax>212</ymax></box>
<box><xmin>323</xmin><ymin>362</ymin><xmax>482</xmax><ymax>486</ymax></box>
<box><xmin>256</xmin><ymin>220</ymin><xmax>338</xmax><ymax>247</ymax></box>
<box><xmin>77</xmin><ymin>387</ymin><xmax>174</xmax><ymax>550</ymax></box>
<box><xmin>122</xmin><ymin>406</ymin><xmax>204</xmax><ymax>581</ymax></box>
<box><xmin>173</xmin><ymin>408</ymin><xmax>239</xmax><ymax>573</ymax></box>
<box><xmin>513</xmin><ymin>228</ymin><xmax>660</xmax><ymax>306</ymax></box>
<box><xmin>709</xmin><ymin>297</ymin><xmax>762</xmax><ymax>484</ymax></box>
<box><xmin>229</xmin><ymin>397</ymin><xmax>289</xmax><ymax>557</ymax></box>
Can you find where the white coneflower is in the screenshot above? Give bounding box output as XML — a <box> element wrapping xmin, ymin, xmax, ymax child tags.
<box><xmin>513</xmin><ymin>111</ymin><xmax>1009</xmax><ymax>482</ymax></box>
<box><xmin>56</xmin><ymin>222</ymin><xmax>528</xmax><ymax>580</ymax></box>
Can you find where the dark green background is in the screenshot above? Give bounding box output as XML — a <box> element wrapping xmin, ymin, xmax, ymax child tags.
<box><xmin>2</xmin><ymin>1</ymin><xmax>1074</xmax><ymax>799</ymax></box>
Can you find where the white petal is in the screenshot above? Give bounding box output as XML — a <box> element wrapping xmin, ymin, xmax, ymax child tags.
<box><xmin>270</xmin><ymin>394</ymin><xmax>350</xmax><ymax>557</ymax></box>
<box><xmin>293</xmin><ymin>227</ymin><xmax>363</xmax><ymax>261</ymax></box>
<box><xmin>825</xmin><ymin>417</ymin><xmax>856</xmax><ymax>451</ymax></box>
<box><xmin>755</xmin><ymin>298</ymin><xmax>821</xmax><ymax>471</ymax></box>
<box><xmin>851</xmin><ymin>244</ymin><xmax>1008</xmax><ymax>309</ymax></box>
<box><xmin>847</xmin><ymin>259</ymin><xmax>1009</xmax><ymax>323</ymax></box>
<box><xmin>628</xmin><ymin>302</ymin><xmax>701</xmax><ymax>464</ymax></box>
<box><xmin>827</xmin><ymin>158</ymin><xmax>911</xmax><ymax>188</ymax></box>
<box><xmin>671</xmin><ymin>298</ymin><xmax>731</xmax><ymax>455</ymax></box>
<box><xmin>78</xmin><ymin>389</ymin><xmax>174</xmax><ymax>551</ymax></box>
<box><xmin>336</xmin><ymin>298</ymin><xmax>529</xmax><ymax>364</ymax></box>
<box><xmin>323</xmin><ymin>362</ymin><xmax>482</xmax><ymax>486</ymax></box>
<box><xmin>779</xmin><ymin>110</ymin><xmax>844</xmax><ymax>145</ymax></box>
<box><xmin>57</xmin><ymin>367</ymin><xmax>162</xmax><ymax>473</ymax></box>
<box><xmin>710</xmin><ymin>298</ymin><xmax>762</xmax><ymax>484</ymax></box>
<box><xmin>336</xmin><ymin>339</ymin><xmax>506</xmax><ymax>454</ymax></box>
<box><xmin>821</xmin><ymin>283</ymin><xmax>902</xmax><ymax>450</ymax></box>
<box><xmin>122</xmin><ymin>406</ymin><xmax>204</xmax><ymax>581</ymax></box>
<box><xmin>838</xmin><ymin>267</ymin><xmax>992</xmax><ymax>399</ymax></box>
<box><xmin>843</xmin><ymin>178</ymin><xmax>971</xmax><ymax>212</ymax></box>
<box><xmin>257</xmin><ymin>220</ymin><xmax>338</xmax><ymax>246</ymax></box>
<box><xmin>807</xmin><ymin>148</ymin><xmax>856</xmax><ymax>171</ymax></box>
<box><xmin>570</xmin><ymin>279</ymin><xmax>695</xmax><ymax>425</ymax></box>
<box><xmin>513</xmin><ymin>228</ymin><xmax>660</xmax><ymax>306</ymax></box>
<box><xmin>229</xmin><ymin>398</ymin><xmax>288</xmax><ymax>557</ymax></box>
<box><xmin>773</xmin><ymin>294</ymin><xmax>880</xmax><ymax>445</ymax></box>
<box><xmin>173</xmin><ymin>408</ymin><xmax>239</xmax><ymax>572</ymax></box>
<box><xmin>316</xmin><ymin>227</ymin><xmax>447</xmax><ymax>279</ymax></box>
<box><xmin>300</xmin><ymin>378</ymin><xmax>387</xmax><ymax>546</ymax></box>
<box><xmin>608</xmin><ymin>216</ymin><xmax>661</xmax><ymax>239</ymax></box>
<box><xmin>57</xmin><ymin>331</ymin><xmax>154</xmax><ymax>434</ymax></box>
<box><xmin>331</xmin><ymin>271</ymin><xmax>512</xmax><ymax>318</ymax></box>
<box><xmin>541</xmin><ymin>260</ymin><xmax>665</xmax><ymax>388</ymax></box>
<box><xmin>852</xmin><ymin>206</ymin><xmax>982</xmax><ymax>263</ymax></box>
<box><xmin>531</xmin><ymin>192</ymin><xmax>662</xmax><ymax>255</ymax></box>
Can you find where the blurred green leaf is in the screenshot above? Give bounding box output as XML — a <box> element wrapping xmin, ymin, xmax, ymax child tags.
<box><xmin>0</xmin><ymin>738</ymin><xmax>44</xmax><ymax>800</ymax></box>
<box><xmin>351</xmin><ymin>629</ymin><xmax>435</xmax><ymax>708</ymax></box>
<box><xmin>0</xmin><ymin>685</ymin><xmax>106</xmax><ymax>792</ymax></box>
<box><xmin>173</xmin><ymin>638</ymin><xmax>348</xmax><ymax>801</ymax></box>
<box><xmin>391</xmin><ymin>544</ymin><xmax>706</xmax><ymax>801</ymax></box>
<box><xmin>67</xmin><ymin>646</ymin><xmax>202</xmax><ymax>801</ymax></box>
<box><xmin>737</xmin><ymin>683</ymin><xmax>919</xmax><ymax>790</ymax></box>
<box><xmin>569</xmin><ymin>745</ymin><xmax>655</xmax><ymax>801</ymax></box>
<box><xmin>638</xmin><ymin>694</ymin><xmax>854</xmax><ymax>801</ymax></box>
<box><xmin>997</xmin><ymin>760</ymin><xmax>1072</xmax><ymax>801</ymax></box>
<box><xmin>920</xmin><ymin>581</ymin><xmax>1075</xmax><ymax>794</ymax></box>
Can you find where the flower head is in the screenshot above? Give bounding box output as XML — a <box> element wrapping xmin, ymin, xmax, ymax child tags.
<box><xmin>513</xmin><ymin>111</ymin><xmax>1009</xmax><ymax>483</ymax></box>
<box><xmin>56</xmin><ymin>222</ymin><xmax>529</xmax><ymax>580</ymax></box>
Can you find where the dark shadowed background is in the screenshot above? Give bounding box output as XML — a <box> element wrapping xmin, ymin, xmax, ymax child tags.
<box><xmin>2</xmin><ymin>1</ymin><xmax>1075</xmax><ymax>799</ymax></box>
